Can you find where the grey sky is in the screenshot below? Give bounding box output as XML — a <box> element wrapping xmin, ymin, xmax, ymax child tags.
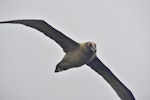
<box><xmin>0</xmin><ymin>0</ymin><xmax>150</xmax><ymax>100</ymax></box>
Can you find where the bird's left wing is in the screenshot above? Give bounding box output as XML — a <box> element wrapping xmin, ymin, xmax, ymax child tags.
<box><xmin>0</xmin><ymin>19</ymin><xmax>79</xmax><ymax>52</ymax></box>
<box><xmin>87</xmin><ymin>57</ymin><xmax>135</xmax><ymax>100</ymax></box>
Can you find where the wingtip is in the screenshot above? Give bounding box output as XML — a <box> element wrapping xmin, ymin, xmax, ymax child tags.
<box><xmin>0</xmin><ymin>20</ymin><xmax>15</xmax><ymax>24</ymax></box>
<box><xmin>0</xmin><ymin>21</ymin><xmax>7</xmax><ymax>24</ymax></box>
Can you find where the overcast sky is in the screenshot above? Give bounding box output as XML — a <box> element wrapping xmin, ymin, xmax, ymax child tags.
<box><xmin>0</xmin><ymin>0</ymin><xmax>150</xmax><ymax>100</ymax></box>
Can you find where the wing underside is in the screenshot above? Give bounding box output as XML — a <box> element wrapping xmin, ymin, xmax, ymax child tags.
<box><xmin>0</xmin><ymin>19</ymin><xmax>79</xmax><ymax>52</ymax></box>
<box><xmin>87</xmin><ymin>57</ymin><xmax>135</xmax><ymax>100</ymax></box>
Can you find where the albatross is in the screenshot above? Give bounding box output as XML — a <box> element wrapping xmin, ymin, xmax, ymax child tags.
<box><xmin>0</xmin><ymin>19</ymin><xmax>135</xmax><ymax>100</ymax></box>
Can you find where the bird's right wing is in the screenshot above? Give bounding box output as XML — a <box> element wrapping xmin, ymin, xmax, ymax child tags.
<box><xmin>87</xmin><ymin>57</ymin><xmax>135</xmax><ymax>100</ymax></box>
<box><xmin>0</xmin><ymin>19</ymin><xmax>79</xmax><ymax>52</ymax></box>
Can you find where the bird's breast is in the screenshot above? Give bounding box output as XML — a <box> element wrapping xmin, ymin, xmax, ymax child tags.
<box><xmin>65</xmin><ymin>48</ymin><xmax>96</xmax><ymax>67</ymax></box>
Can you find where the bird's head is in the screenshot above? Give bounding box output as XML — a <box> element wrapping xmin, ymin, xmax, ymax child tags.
<box><xmin>86</xmin><ymin>42</ymin><xmax>97</xmax><ymax>52</ymax></box>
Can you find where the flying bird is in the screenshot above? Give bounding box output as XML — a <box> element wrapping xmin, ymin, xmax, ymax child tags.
<box><xmin>0</xmin><ymin>19</ymin><xmax>135</xmax><ymax>100</ymax></box>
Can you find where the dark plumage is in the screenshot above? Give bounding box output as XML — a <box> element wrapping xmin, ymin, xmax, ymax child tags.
<box><xmin>0</xmin><ymin>19</ymin><xmax>135</xmax><ymax>100</ymax></box>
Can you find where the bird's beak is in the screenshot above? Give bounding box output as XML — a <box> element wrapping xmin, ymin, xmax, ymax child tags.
<box><xmin>91</xmin><ymin>44</ymin><xmax>96</xmax><ymax>52</ymax></box>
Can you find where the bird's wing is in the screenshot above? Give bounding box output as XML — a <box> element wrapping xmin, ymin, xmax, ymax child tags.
<box><xmin>87</xmin><ymin>57</ymin><xmax>135</xmax><ymax>100</ymax></box>
<box><xmin>0</xmin><ymin>19</ymin><xmax>79</xmax><ymax>52</ymax></box>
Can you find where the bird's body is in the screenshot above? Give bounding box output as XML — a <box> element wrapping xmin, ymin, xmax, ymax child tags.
<box><xmin>55</xmin><ymin>42</ymin><xmax>96</xmax><ymax>72</ymax></box>
<box><xmin>0</xmin><ymin>19</ymin><xmax>135</xmax><ymax>100</ymax></box>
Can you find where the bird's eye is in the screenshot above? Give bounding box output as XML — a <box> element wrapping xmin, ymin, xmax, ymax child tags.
<box><xmin>86</xmin><ymin>42</ymin><xmax>91</xmax><ymax>47</ymax></box>
<box><xmin>86</xmin><ymin>42</ymin><xmax>96</xmax><ymax>52</ymax></box>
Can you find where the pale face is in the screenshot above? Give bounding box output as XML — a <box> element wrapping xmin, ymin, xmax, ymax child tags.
<box><xmin>86</xmin><ymin>42</ymin><xmax>97</xmax><ymax>52</ymax></box>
